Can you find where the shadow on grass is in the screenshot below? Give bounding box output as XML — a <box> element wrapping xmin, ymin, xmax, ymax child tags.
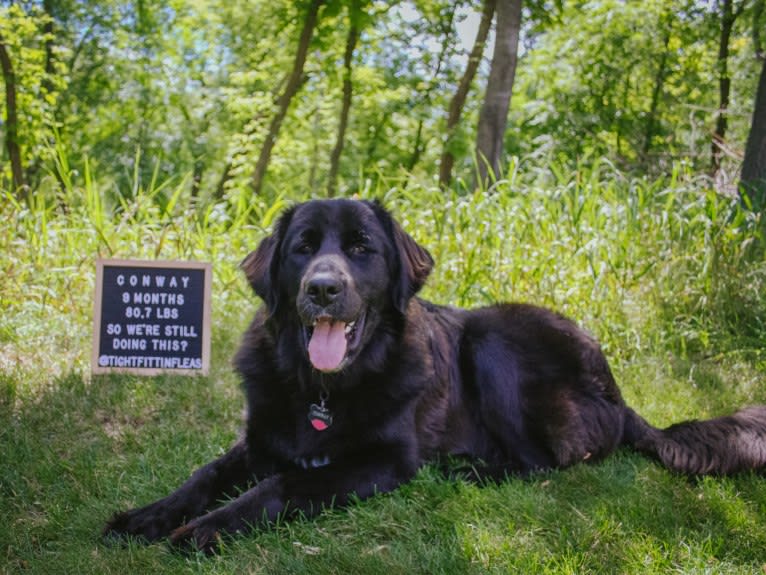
<box><xmin>0</xmin><ymin>368</ymin><xmax>242</xmax><ymax>574</ymax></box>
<box><xmin>2</xmin><ymin>359</ymin><xmax>766</xmax><ymax>574</ymax></box>
<box><xmin>431</xmin><ymin>455</ymin><xmax>766</xmax><ymax>573</ymax></box>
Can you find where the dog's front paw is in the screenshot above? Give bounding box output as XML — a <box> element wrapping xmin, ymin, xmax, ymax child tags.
<box><xmin>103</xmin><ymin>502</ymin><xmax>181</xmax><ymax>543</ymax></box>
<box><xmin>169</xmin><ymin>516</ymin><xmax>225</xmax><ymax>555</ymax></box>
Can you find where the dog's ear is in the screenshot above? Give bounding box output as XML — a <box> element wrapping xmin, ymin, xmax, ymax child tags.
<box><xmin>241</xmin><ymin>235</ymin><xmax>278</xmax><ymax>306</ymax></box>
<box><xmin>370</xmin><ymin>201</ymin><xmax>434</xmax><ymax>313</ymax></box>
<box><xmin>240</xmin><ymin>206</ymin><xmax>295</xmax><ymax>312</ymax></box>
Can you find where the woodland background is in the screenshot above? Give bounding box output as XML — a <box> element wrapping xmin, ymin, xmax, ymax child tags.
<box><xmin>1</xmin><ymin>0</ymin><xmax>765</xmax><ymax>204</ymax></box>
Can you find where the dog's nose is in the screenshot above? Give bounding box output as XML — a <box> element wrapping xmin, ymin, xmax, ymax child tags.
<box><xmin>306</xmin><ymin>273</ymin><xmax>344</xmax><ymax>307</ymax></box>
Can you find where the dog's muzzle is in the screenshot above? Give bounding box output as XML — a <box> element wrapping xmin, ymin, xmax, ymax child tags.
<box><xmin>298</xmin><ymin>256</ymin><xmax>365</xmax><ymax>373</ymax></box>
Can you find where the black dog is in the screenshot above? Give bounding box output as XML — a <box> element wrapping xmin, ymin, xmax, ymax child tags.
<box><xmin>105</xmin><ymin>199</ymin><xmax>766</xmax><ymax>553</ymax></box>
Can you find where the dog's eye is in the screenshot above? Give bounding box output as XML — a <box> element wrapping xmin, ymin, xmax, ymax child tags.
<box><xmin>347</xmin><ymin>243</ymin><xmax>369</xmax><ymax>255</ymax></box>
<box><xmin>346</xmin><ymin>231</ymin><xmax>372</xmax><ymax>256</ymax></box>
<box><xmin>295</xmin><ymin>242</ymin><xmax>314</xmax><ymax>255</ymax></box>
<box><xmin>293</xmin><ymin>230</ymin><xmax>319</xmax><ymax>255</ymax></box>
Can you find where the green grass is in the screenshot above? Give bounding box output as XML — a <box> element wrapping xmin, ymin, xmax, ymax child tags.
<box><xmin>3</xmin><ymin>159</ymin><xmax>766</xmax><ymax>574</ymax></box>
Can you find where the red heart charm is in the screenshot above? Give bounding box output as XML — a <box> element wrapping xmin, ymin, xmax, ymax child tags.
<box><xmin>310</xmin><ymin>418</ymin><xmax>329</xmax><ymax>431</ymax></box>
<box><xmin>308</xmin><ymin>403</ymin><xmax>333</xmax><ymax>431</ymax></box>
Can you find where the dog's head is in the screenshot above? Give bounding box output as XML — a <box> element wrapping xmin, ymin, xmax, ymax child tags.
<box><xmin>241</xmin><ymin>199</ymin><xmax>433</xmax><ymax>373</ymax></box>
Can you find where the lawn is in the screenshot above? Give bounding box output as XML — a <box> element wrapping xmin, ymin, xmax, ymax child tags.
<box><xmin>3</xmin><ymin>163</ymin><xmax>766</xmax><ymax>574</ymax></box>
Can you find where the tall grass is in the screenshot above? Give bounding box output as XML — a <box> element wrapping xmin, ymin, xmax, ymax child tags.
<box><xmin>2</xmin><ymin>156</ymin><xmax>766</xmax><ymax>574</ymax></box>
<box><xmin>2</xmin><ymin>156</ymin><xmax>765</xmax><ymax>394</ymax></box>
<box><xmin>378</xmin><ymin>159</ymin><xmax>765</xmax><ymax>358</ymax></box>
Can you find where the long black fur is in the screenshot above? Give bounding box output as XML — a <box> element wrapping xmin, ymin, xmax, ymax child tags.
<box><xmin>104</xmin><ymin>199</ymin><xmax>766</xmax><ymax>553</ymax></box>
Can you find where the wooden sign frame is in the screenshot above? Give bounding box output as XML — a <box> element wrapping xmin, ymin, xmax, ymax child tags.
<box><xmin>92</xmin><ymin>258</ymin><xmax>212</xmax><ymax>376</ymax></box>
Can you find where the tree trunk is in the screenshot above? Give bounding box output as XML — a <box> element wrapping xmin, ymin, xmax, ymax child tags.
<box><xmin>741</xmin><ymin>55</ymin><xmax>766</xmax><ymax>207</ymax></box>
<box><xmin>712</xmin><ymin>0</ymin><xmax>746</xmax><ymax>174</ymax></box>
<box><xmin>190</xmin><ymin>159</ymin><xmax>205</xmax><ymax>199</ymax></box>
<box><xmin>754</xmin><ymin>0</ymin><xmax>764</xmax><ymax>59</ymax></box>
<box><xmin>327</xmin><ymin>3</ymin><xmax>360</xmax><ymax>198</ymax></box>
<box><xmin>215</xmin><ymin>161</ymin><xmax>232</xmax><ymax>200</ymax></box>
<box><xmin>252</xmin><ymin>0</ymin><xmax>324</xmax><ymax>195</ymax></box>
<box><xmin>42</xmin><ymin>0</ymin><xmax>56</xmax><ymax>95</ymax></box>
<box><xmin>0</xmin><ymin>35</ymin><xmax>26</xmax><ymax>198</ymax></box>
<box><xmin>475</xmin><ymin>0</ymin><xmax>522</xmax><ymax>189</ymax></box>
<box><xmin>438</xmin><ymin>0</ymin><xmax>495</xmax><ymax>189</ymax></box>
<box><xmin>364</xmin><ymin>109</ymin><xmax>391</xmax><ymax>169</ymax></box>
<box><xmin>404</xmin><ymin>3</ymin><xmax>455</xmax><ymax>181</ymax></box>
<box><xmin>643</xmin><ymin>22</ymin><xmax>671</xmax><ymax>159</ymax></box>
<box><xmin>407</xmin><ymin>119</ymin><xmax>425</xmax><ymax>174</ymax></box>
<box><xmin>712</xmin><ymin>0</ymin><xmax>733</xmax><ymax>173</ymax></box>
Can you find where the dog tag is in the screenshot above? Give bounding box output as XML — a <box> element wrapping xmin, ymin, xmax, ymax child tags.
<box><xmin>308</xmin><ymin>403</ymin><xmax>333</xmax><ymax>431</ymax></box>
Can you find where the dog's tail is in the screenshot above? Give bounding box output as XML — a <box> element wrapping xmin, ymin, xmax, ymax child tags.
<box><xmin>622</xmin><ymin>405</ymin><xmax>766</xmax><ymax>475</ymax></box>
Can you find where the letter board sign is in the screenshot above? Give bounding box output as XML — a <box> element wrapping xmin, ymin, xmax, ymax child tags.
<box><xmin>92</xmin><ymin>259</ymin><xmax>212</xmax><ymax>375</ymax></box>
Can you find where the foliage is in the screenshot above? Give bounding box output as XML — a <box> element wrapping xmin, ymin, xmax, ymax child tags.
<box><xmin>0</xmin><ymin>4</ymin><xmax>63</xmax><ymax>181</ymax></box>
<box><xmin>508</xmin><ymin>0</ymin><xmax>761</xmax><ymax>175</ymax></box>
<box><xmin>2</xmin><ymin>0</ymin><xmax>764</xmax><ymax>200</ymax></box>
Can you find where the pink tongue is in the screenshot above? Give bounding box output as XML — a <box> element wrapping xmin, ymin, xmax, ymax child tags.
<box><xmin>308</xmin><ymin>319</ymin><xmax>348</xmax><ymax>372</ymax></box>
